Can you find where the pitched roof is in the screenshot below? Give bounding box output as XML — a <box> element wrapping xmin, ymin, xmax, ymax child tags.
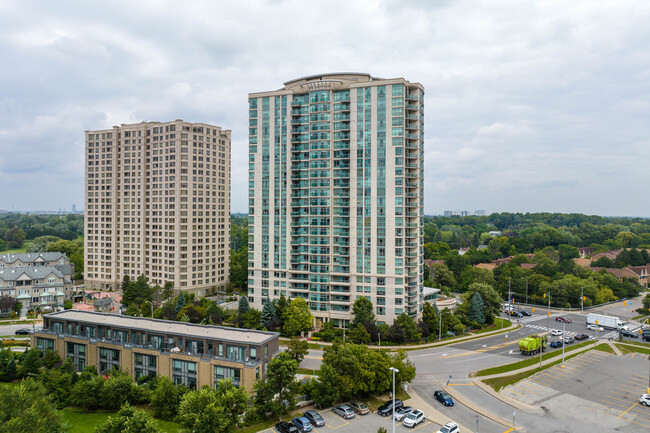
<box><xmin>0</xmin><ymin>252</ymin><xmax>67</xmax><ymax>264</ymax></box>
<box><xmin>0</xmin><ymin>266</ymin><xmax>64</xmax><ymax>282</ymax></box>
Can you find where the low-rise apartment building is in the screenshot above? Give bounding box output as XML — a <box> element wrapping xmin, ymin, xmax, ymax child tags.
<box><xmin>0</xmin><ymin>252</ymin><xmax>74</xmax><ymax>311</ymax></box>
<box><xmin>32</xmin><ymin>310</ymin><xmax>279</xmax><ymax>391</ymax></box>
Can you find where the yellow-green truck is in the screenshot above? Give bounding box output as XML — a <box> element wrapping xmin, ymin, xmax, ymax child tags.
<box><xmin>519</xmin><ymin>334</ymin><xmax>547</xmax><ymax>355</ymax></box>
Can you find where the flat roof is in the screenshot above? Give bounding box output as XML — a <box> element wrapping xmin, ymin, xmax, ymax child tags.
<box><xmin>45</xmin><ymin>310</ymin><xmax>278</xmax><ymax>345</ymax></box>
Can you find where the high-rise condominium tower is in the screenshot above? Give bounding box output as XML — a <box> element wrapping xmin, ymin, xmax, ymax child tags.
<box><xmin>84</xmin><ymin>120</ymin><xmax>231</xmax><ymax>295</ymax></box>
<box><xmin>248</xmin><ymin>73</ymin><xmax>424</xmax><ymax>326</ymax></box>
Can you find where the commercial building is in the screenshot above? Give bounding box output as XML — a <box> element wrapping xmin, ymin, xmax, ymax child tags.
<box><xmin>0</xmin><ymin>252</ymin><xmax>74</xmax><ymax>312</ymax></box>
<box><xmin>32</xmin><ymin>310</ymin><xmax>279</xmax><ymax>391</ymax></box>
<box><xmin>247</xmin><ymin>73</ymin><xmax>425</xmax><ymax>327</ymax></box>
<box><xmin>84</xmin><ymin>120</ymin><xmax>231</xmax><ymax>295</ymax></box>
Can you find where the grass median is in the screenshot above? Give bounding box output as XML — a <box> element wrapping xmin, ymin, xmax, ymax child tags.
<box><xmin>482</xmin><ymin>346</ymin><xmax>595</xmax><ymax>391</ymax></box>
<box><xmin>474</xmin><ymin>340</ymin><xmax>593</xmax><ymax>377</ymax></box>
<box><xmin>615</xmin><ymin>343</ymin><xmax>650</xmax><ymax>355</ymax></box>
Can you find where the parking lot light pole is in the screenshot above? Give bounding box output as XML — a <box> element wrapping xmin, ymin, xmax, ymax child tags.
<box><xmin>556</xmin><ymin>318</ymin><xmax>566</xmax><ymax>366</ymax></box>
<box><xmin>389</xmin><ymin>367</ymin><xmax>399</xmax><ymax>433</ymax></box>
<box><xmin>476</xmin><ymin>415</ymin><xmax>479</xmax><ymax>433</ymax></box>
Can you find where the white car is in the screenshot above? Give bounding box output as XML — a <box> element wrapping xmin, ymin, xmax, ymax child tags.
<box><xmin>640</xmin><ymin>394</ymin><xmax>650</xmax><ymax>406</ymax></box>
<box><xmin>551</xmin><ymin>329</ymin><xmax>563</xmax><ymax>336</ymax></box>
<box><xmin>586</xmin><ymin>324</ymin><xmax>604</xmax><ymax>332</ymax></box>
<box><xmin>437</xmin><ymin>422</ymin><xmax>459</xmax><ymax>433</ymax></box>
<box><xmin>403</xmin><ymin>409</ymin><xmax>425</xmax><ymax>428</ymax></box>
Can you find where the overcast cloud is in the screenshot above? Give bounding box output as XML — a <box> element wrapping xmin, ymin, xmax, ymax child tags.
<box><xmin>1</xmin><ymin>0</ymin><xmax>649</xmax><ymax>216</ymax></box>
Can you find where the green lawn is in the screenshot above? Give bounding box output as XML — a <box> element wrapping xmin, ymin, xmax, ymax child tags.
<box><xmin>0</xmin><ymin>320</ymin><xmax>37</xmax><ymax>326</ymax></box>
<box><xmin>62</xmin><ymin>407</ymin><xmax>180</xmax><ymax>433</ymax></box>
<box><xmin>0</xmin><ymin>246</ymin><xmax>28</xmax><ymax>254</ymax></box>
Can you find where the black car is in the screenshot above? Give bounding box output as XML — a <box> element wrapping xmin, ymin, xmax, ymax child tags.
<box><xmin>434</xmin><ymin>390</ymin><xmax>454</xmax><ymax>406</ymax></box>
<box><xmin>520</xmin><ymin>311</ymin><xmax>531</xmax><ymax>317</ymax></box>
<box><xmin>304</xmin><ymin>410</ymin><xmax>325</xmax><ymax>427</ymax></box>
<box><xmin>15</xmin><ymin>328</ymin><xmax>34</xmax><ymax>335</ymax></box>
<box><xmin>550</xmin><ymin>340</ymin><xmax>563</xmax><ymax>348</ymax></box>
<box><xmin>508</xmin><ymin>310</ymin><xmax>522</xmax><ymax>318</ymax></box>
<box><xmin>620</xmin><ymin>330</ymin><xmax>639</xmax><ymax>339</ymax></box>
<box><xmin>574</xmin><ymin>333</ymin><xmax>589</xmax><ymax>341</ymax></box>
<box><xmin>377</xmin><ymin>399</ymin><xmax>403</xmax><ymax>416</ymax></box>
<box><xmin>276</xmin><ymin>422</ymin><xmax>299</xmax><ymax>433</ymax></box>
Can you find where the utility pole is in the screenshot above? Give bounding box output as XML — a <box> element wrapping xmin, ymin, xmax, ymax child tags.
<box><xmin>508</xmin><ymin>277</ymin><xmax>511</xmax><ymax>311</ymax></box>
<box><xmin>525</xmin><ymin>278</ymin><xmax>528</xmax><ymax>305</ymax></box>
<box><xmin>561</xmin><ymin>319</ymin><xmax>566</xmax><ymax>367</ymax></box>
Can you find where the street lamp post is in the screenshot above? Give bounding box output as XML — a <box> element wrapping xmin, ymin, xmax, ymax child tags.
<box><xmin>562</xmin><ymin>319</ymin><xmax>566</xmax><ymax>367</ymax></box>
<box><xmin>439</xmin><ymin>311</ymin><xmax>442</xmax><ymax>341</ymax></box>
<box><xmin>389</xmin><ymin>367</ymin><xmax>399</xmax><ymax>433</ymax></box>
<box><xmin>475</xmin><ymin>415</ymin><xmax>479</xmax><ymax>433</ymax></box>
<box><xmin>525</xmin><ymin>278</ymin><xmax>528</xmax><ymax>305</ymax></box>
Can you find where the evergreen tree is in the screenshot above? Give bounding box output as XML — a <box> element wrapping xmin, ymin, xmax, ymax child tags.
<box><xmin>238</xmin><ymin>295</ymin><xmax>250</xmax><ymax>315</ymax></box>
<box><xmin>261</xmin><ymin>298</ymin><xmax>277</xmax><ymax>329</ymax></box>
<box><xmin>422</xmin><ymin>301</ymin><xmax>439</xmax><ymax>337</ymax></box>
<box><xmin>19</xmin><ymin>348</ymin><xmax>42</xmax><ymax>378</ymax></box>
<box><xmin>351</xmin><ymin>296</ymin><xmax>375</xmax><ymax>327</ymax></box>
<box><xmin>467</xmin><ymin>292</ymin><xmax>486</xmax><ymax>324</ymax></box>
<box><xmin>6</xmin><ymin>358</ymin><xmax>17</xmax><ymax>381</ymax></box>
<box><xmin>349</xmin><ymin>323</ymin><xmax>371</xmax><ymax>345</ymax></box>
<box><xmin>174</xmin><ymin>293</ymin><xmax>186</xmax><ymax>314</ymax></box>
<box><xmin>273</xmin><ymin>294</ymin><xmax>288</xmax><ymax>326</ymax></box>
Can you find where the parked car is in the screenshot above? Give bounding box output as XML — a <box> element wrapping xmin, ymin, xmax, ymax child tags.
<box><xmin>403</xmin><ymin>409</ymin><xmax>425</xmax><ymax>428</ymax></box>
<box><xmin>437</xmin><ymin>421</ymin><xmax>460</xmax><ymax>433</ymax></box>
<box><xmin>563</xmin><ymin>336</ymin><xmax>575</xmax><ymax>344</ymax></box>
<box><xmin>292</xmin><ymin>417</ymin><xmax>313</xmax><ymax>432</ymax></box>
<box><xmin>333</xmin><ymin>405</ymin><xmax>355</xmax><ymax>419</ymax></box>
<box><xmin>555</xmin><ymin>317</ymin><xmax>572</xmax><ymax>323</ymax></box>
<box><xmin>520</xmin><ymin>310</ymin><xmax>531</xmax><ymax>316</ymax></box>
<box><xmin>639</xmin><ymin>394</ymin><xmax>650</xmax><ymax>406</ymax></box>
<box><xmin>434</xmin><ymin>390</ymin><xmax>454</xmax><ymax>406</ymax></box>
<box><xmin>393</xmin><ymin>406</ymin><xmax>413</xmax><ymax>422</ymax></box>
<box><xmin>508</xmin><ymin>310</ymin><xmax>522</xmax><ymax>318</ymax></box>
<box><xmin>574</xmin><ymin>333</ymin><xmax>589</xmax><ymax>341</ymax></box>
<box><xmin>551</xmin><ymin>329</ymin><xmax>563</xmax><ymax>336</ymax></box>
<box><xmin>348</xmin><ymin>401</ymin><xmax>369</xmax><ymax>415</ymax></box>
<box><xmin>303</xmin><ymin>410</ymin><xmax>325</xmax><ymax>427</ymax></box>
<box><xmin>620</xmin><ymin>329</ymin><xmax>639</xmax><ymax>339</ymax></box>
<box><xmin>586</xmin><ymin>324</ymin><xmax>603</xmax><ymax>332</ymax></box>
<box><xmin>276</xmin><ymin>422</ymin><xmax>300</xmax><ymax>433</ymax></box>
<box><xmin>14</xmin><ymin>328</ymin><xmax>33</xmax><ymax>335</ymax></box>
<box><xmin>377</xmin><ymin>399</ymin><xmax>403</xmax><ymax>416</ymax></box>
<box><xmin>550</xmin><ymin>340</ymin><xmax>563</xmax><ymax>348</ymax></box>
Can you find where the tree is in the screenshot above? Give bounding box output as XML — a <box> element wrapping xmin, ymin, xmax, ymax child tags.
<box><xmin>27</xmin><ymin>235</ymin><xmax>60</xmax><ymax>253</ymax></box>
<box><xmin>96</xmin><ymin>403</ymin><xmax>161</xmax><ymax>433</ymax></box>
<box><xmin>71</xmin><ymin>375</ymin><xmax>105</xmax><ymax>412</ymax></box>
<box><xmin>4</xmin><ymin>227</ymin><xmax>26</xmax><ymax>249</ymax></box>
<box><xmin>159</xmin><ymin>301</ymin><xmax>176</xmax><ymax>320</ymax></box>
<box><xmin>242</xmin><ymin>308</ymin><xmax>262</xmax><ymax>329</ymax></box>
<box><xmin>422</xmin><ymin>301</ymin><xmax>439</xmax><ymax>338</ymax></box>
<box><xmin>63</xmin><ymin>300</ymin><xmax>73</xmax><ymax>310</ymax></box>
<box><xmin>42</xmin><ymin>348</ymin><xmax>61</xmax><ymax>369</ymax></box>
<box><xmin>302</xmin><ymin>364</ymin><xmax>340</xmax><ymax>409</ymax></box>
<box><xmin>349</xmin><ymin>323</ymin><xmax>371</xmax><ymax>345</ymax></box>
<box><xmin>205</xmin><ymin>302</ymin><xmax>224</xmax><ymax>325</ymax></box>
<box><xmin>283</xmin><ymin>298</ymin><xmax>313</xmax><ymax>336</ymax></box>
<box><xmin>427</xmin><ymin>262</ymin><xmax>456</xmax><ymax>289</ymax></box>
<box><xmin>389</xmin><ymin>313</ymin><xmax>421</xmax><ymax>343</ymax></box>
<box><xmin>261</xmin><ymin>298</ymin><xmax>278</xmax><ymax>329</ymax></box>
<box><xmin>162</xmin><ymin>282</ymin><xmax>174</xmax><ymax>301</ymax></box>
<box><xmin>257</xmin><ymin>352</ymin><xmax>300</xmax><ymax>416</ymax></box>
<box><xmin>176</xmin><ymin>305</ymin><xmax>206</xmax><ymax>323</ymax></box>
<box><xmin>101</xmin><ymin>371</ymin><xmax>140</xmax><ymax>410</ymax></box>
<box><xmin>273</xmin><ymin>294</ymin><xmax>288</xmax><ymax>326</ymax></box>
<box><xmin>39</xmin><ymin>367</ymin><xmax>73</xmax><ymax>409</ymax></box>
<box><xmin>174</xmin><ymin>293</ymin><xmax>187</xmax><ymax>314</ymax></box>
<box><xmin>19</xmin><ymin>348</ymin><xmax>42</xmax><ymax>378</ymax></box>
<box><xmin>467</xmin><ymin>292</ymin><xmax>486</xmax><ymax>325</ymax></box>
<box><xmin>178</xmin><ymin>381</ymin><xmax>248</xmax><ymax>433</ymax></box>
<box><xmin>458</xmin><ymin>282</ymin><xmax>502</xmax><ymax>325</ymax></box>
<box><xmin>0</xmin><ymin>295</ymin><xmax>16</xmax><ymax>314</ymax></box>
<box><xmin>0</xmin><ymin>379</ymin><xmax>67</xmax><ymax>433</ymax></box>
<box><xmin>286</xmin><ymin>336</ymin><xmax>309</xmax><ymax>363</ymax></box>
<box><xmin>229</xmin><ymin>247</ymin><xmax>248</xmax><ymax>289</ymax></box>
<box><xmin>351</xmin><ymin>297</ymin><xmax>375</xmax><ymax>327</ymax></box>
<box><xmin>150</xmin><ymin>376</ymin><xmax>185</xmax><ymax>421</ymax></box>
<box><xmin>238</xmin><ymin>295</ymin><xmax>250</xmax><ymax>315</ymax></box>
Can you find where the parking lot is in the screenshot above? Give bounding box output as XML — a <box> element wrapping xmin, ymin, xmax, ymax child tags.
<box><xmin>259</xmin><ymin>406</ymin><xmax>441</xmax><ymax>433</ymax></box>
<box><xmin>500</xmin><ymin>349</ymin><xmax>650</xmax><ymax>430</ymax></box>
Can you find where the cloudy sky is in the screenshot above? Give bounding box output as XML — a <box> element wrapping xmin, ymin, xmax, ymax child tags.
<box><xmin>1</xmin><ymin>0</ymin><xmax>649</xmax><ymax>216</ymax></box>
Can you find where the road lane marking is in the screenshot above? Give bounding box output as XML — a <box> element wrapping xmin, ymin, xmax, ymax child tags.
<box><xmin>447</xmin><ymin>383</ymin><xmax>476</xmax><ymax>386</ymax></box>
<box><xmin>410</xmin><ymin>420</ymin><xmax>432</xmax><ymax>431</ymax></box>
<box><xmin>631</xmin><ymin>353</ymin><xmax>636</xmax><ymax>359</ymax></box>
<box><xmin>599</xmin><ymin>399</ymin><xmax>628</xmax><ymax>409</ymax></box>
<box><xmin>502</xmin><ymin>428</ymin><xmax>515</xmax><ymax>433</ymax></box>
<box><xmin>618</xmin><ymin>401</ymin><xmax>639</xmax><ymax>418</ymax></box>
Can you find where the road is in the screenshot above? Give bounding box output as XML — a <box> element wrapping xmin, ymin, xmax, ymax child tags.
<box><xmin>0</xmin><ymin>323</ymin><xmax>41</xmax><ymax>337</ymax></box>
<box><xmin>298</xmin><ymin>298</ymin><xmax>650</xmax><ymax>432</ymax></box>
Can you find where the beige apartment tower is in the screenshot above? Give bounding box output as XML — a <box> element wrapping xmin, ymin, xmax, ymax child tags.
<box><xmin>84</xmin><ymin>120</ymin><xmax>231</xmax><ymax>295</ymax></box>
<box><xmin>248</xmin><ymin>73</ymin><xmax>425</xmax><ymax>327</ymax></box>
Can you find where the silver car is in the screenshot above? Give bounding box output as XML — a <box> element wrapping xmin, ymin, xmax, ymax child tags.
<box><xmin>394</xmin><ymin>406</ymin><xmax>413</xmax><ymax>422</ymax></box>
<box><xmin>333</xmin><ymin>405</ymin><xmax>355</xmax><ymax>419</ymax></box>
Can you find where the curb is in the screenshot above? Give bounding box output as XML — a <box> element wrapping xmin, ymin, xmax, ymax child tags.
<box><xmin>443</xmin><ymin>384</ymin><xmax>524</xmax><ymax>430</ymax></box>
<box><xmin>405</xmin><ymin>388</ymin><xmax>472</xmax><ymax>433</ymax></box>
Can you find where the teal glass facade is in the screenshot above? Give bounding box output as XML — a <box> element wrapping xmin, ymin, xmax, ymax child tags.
<box><xmin>249</xmin><ymin>74</ymin><xmax>424</xmax><ymax>326</ymax></box>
